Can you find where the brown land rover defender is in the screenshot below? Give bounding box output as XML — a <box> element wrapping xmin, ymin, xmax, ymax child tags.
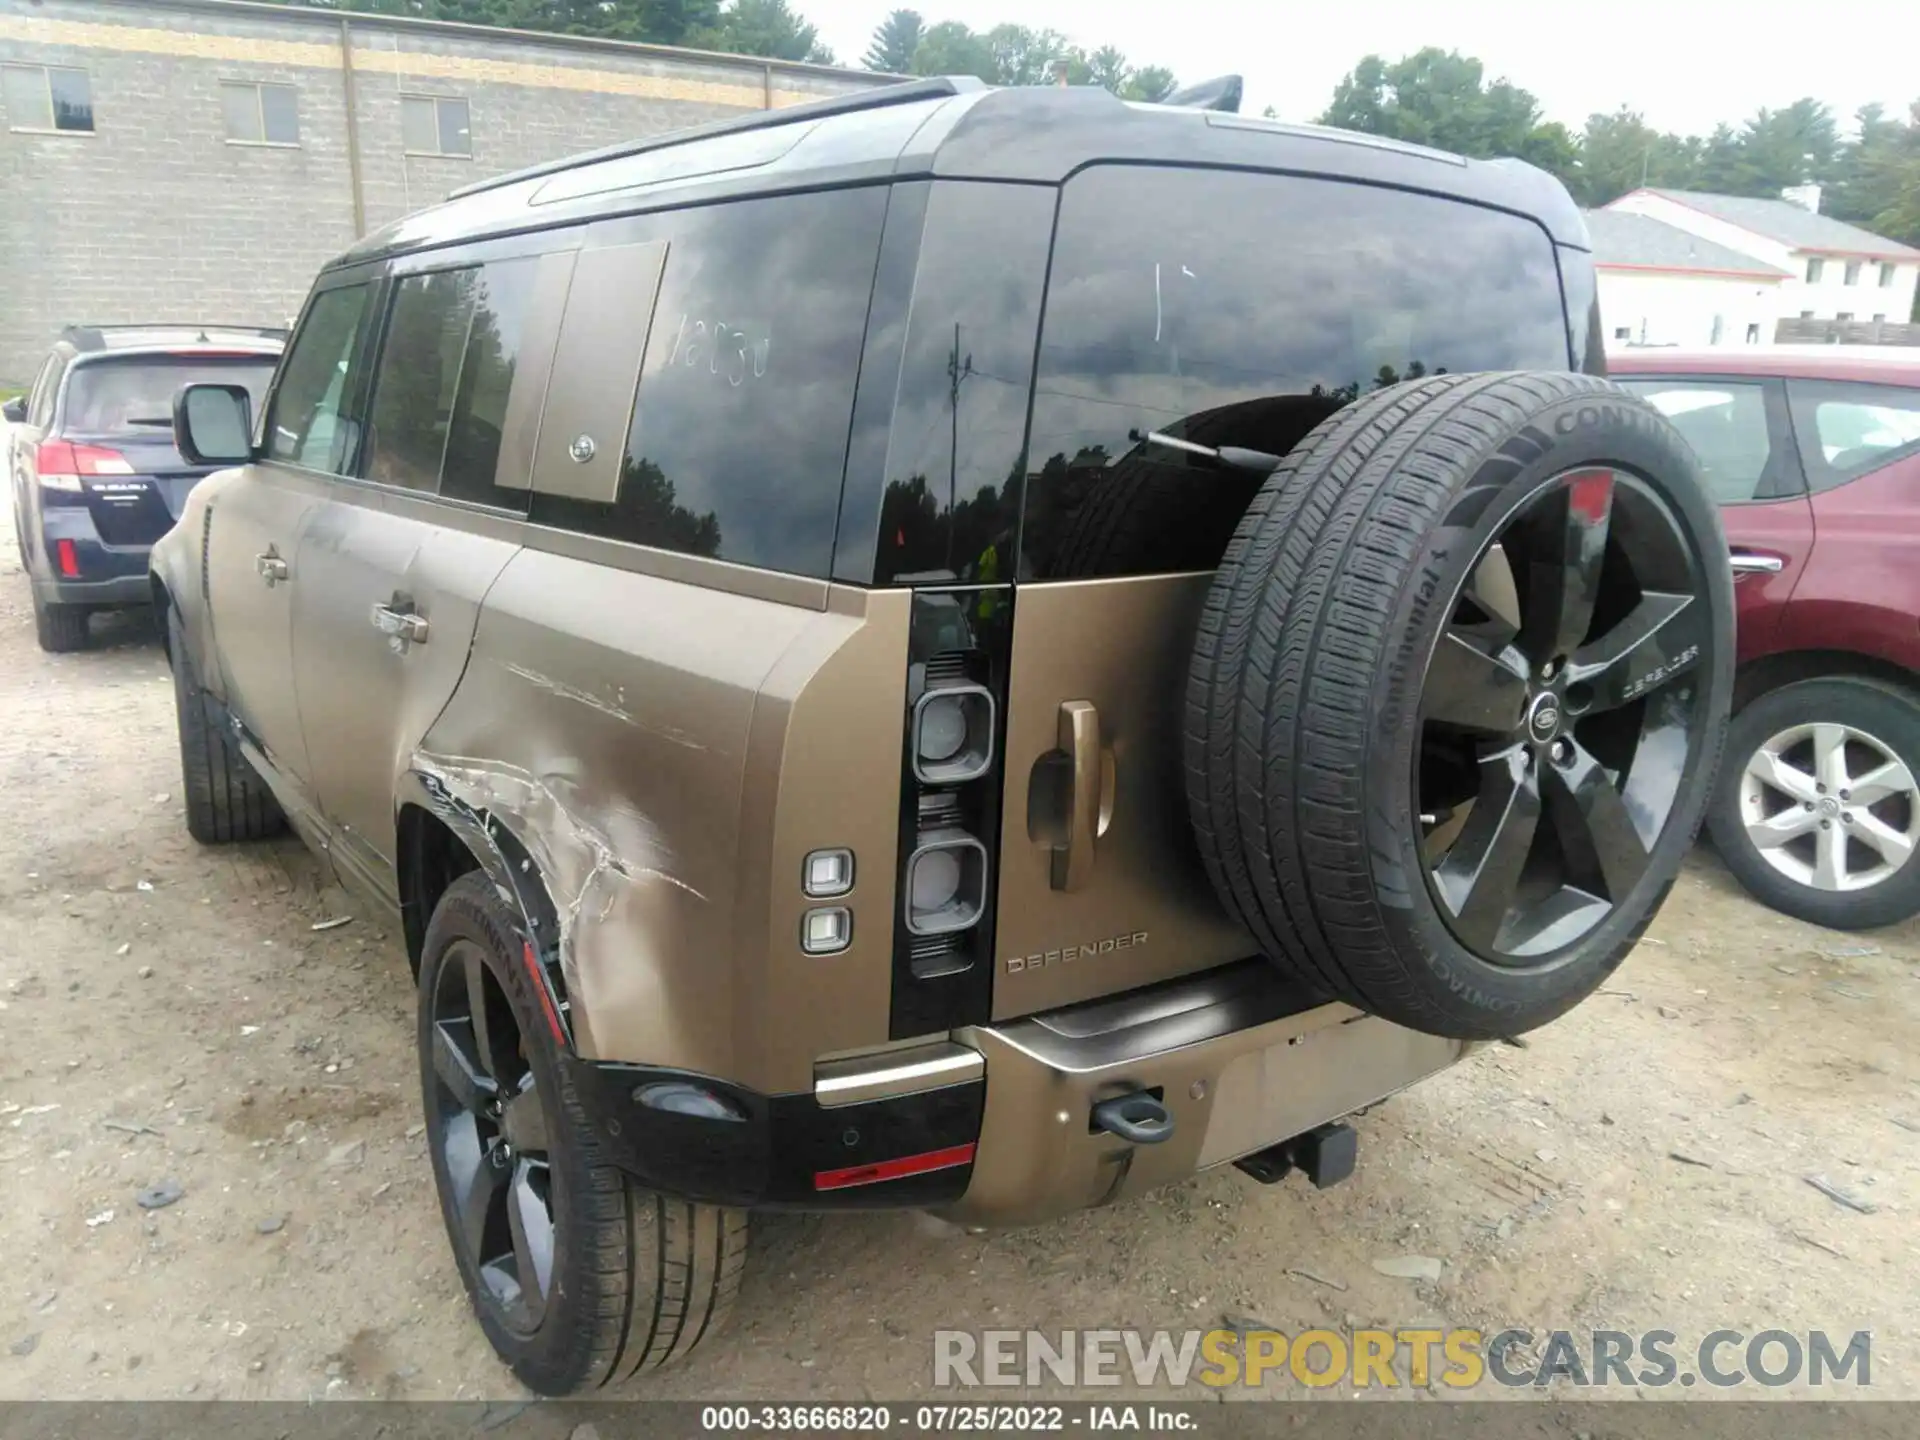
<box><xmin>153</xmin><ymin>78</ymin><xmax>1735</xmax><ymax>1394</ymax></box>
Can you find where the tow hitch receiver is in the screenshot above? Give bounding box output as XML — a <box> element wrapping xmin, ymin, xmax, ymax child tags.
<box><xmin>1234</xmin><ymin>1122</ymin><xmax>1358</xmax><ymax>1189</ymax></box>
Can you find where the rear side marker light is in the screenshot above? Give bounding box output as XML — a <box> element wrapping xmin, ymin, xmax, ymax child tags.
<box><xmin>56</xmin><ymin>539</ymin><xmax>80</xmax><ymax>578</ymax></box>
<box><xmin>912</xmin><ymin>684</ymin><xmax>996</xmax><ymax>785</ymax></box>
<box><xmin>904</xmin><ymin>828</ymin><xmax>988</xmax><ymax>936</ymax></box>
<box><xmin>801</xmin><ymin>906</ymin><xmax>852</xmax><ymax>955</ymax></box>
<box><xmin>815</xmin><ymin>1141</ymin><xmax>977</xmax><ymax>1191</ymax></box>
<box><xmin>803</xmin><ymin>848</ymin><xmax>854</xmax><ymax>898</ymax></box>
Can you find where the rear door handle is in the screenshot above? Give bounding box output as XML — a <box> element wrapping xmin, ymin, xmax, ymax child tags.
<box><xmin>371</xmin><ymin>601</ymin><xmax>428</xmax><ymax>649</ymax></box>
<box><xmin>255</xmin><ymin>551</ymin><xmax>288</xmax><ymax>585</ymax></box>
<box><xmin>1729</xmin><ymin>550</ymin><xmax>1785</xmax><ymax>574</ymax></box>
<box><xmin>1050</xmin><ymin>700</ymin><xmax>1115</xmax><ymax>893</ymax></box>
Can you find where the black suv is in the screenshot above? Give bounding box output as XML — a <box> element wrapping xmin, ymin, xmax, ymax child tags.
<box><xmin>6</xmin><ymin>324</ymin><xmax>283</xmax><ymax>651</ymax></box>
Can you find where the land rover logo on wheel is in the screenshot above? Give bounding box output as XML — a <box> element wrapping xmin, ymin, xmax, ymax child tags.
<box><xmin>1528</xmin><ymin>694</ymin><xmax>1561</xmax><ymax>742</ymax></box>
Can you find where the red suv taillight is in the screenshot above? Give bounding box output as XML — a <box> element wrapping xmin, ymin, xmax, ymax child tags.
<box><xmin>35</xmin><ymin>441</ymin><xmax>135</xmax><ymax>492</ymax></box>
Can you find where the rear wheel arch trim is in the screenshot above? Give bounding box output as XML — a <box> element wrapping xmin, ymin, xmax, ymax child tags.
<box><xmin>396</xmin><ymin>778</ymin><xmax>571</xmax><ymax>1049</ymax></box>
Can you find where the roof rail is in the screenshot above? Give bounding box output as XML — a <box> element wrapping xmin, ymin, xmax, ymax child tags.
<box><xmin>449</xmin><ymin>75</ymin><xmax>982</xmax><ymax>201</ymax></box>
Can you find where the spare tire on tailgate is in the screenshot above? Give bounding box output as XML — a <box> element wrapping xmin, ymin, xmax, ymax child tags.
<box><xmin>1185</xmin><ymin>372</ymin><xmax>1734</xmax><ymax>1039</ymax></box>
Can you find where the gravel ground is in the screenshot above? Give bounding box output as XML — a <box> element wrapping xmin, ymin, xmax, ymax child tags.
<box><xmin>2</xmin><ymin>492</ymin><xmax>1918</xmax><ymax>1405</ymax></box>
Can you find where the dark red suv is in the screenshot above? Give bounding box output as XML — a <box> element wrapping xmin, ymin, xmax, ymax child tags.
<box><xmin>1609</xmin><ymin>349</ymin><xmax>1920</xmax><ymax>928</ymax></box>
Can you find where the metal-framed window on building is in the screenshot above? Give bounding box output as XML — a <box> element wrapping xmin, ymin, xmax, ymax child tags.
<box><xmin>401</xmin><ymin>94</ymin><xmax>471</xmax><ymax>158</ymax></box>
<box><xmin>1805</xmin><ymin>257</ymin><xmax>1824</xmax><ymax>283</ymax></box>
<box><xmin>1843</xmin><ymin>260</ymin><xmax>1862</xmax><ymax>286</ymax></box>
<box><xmin>1882</xmin><ymin>263</ymin><xmax>1899</xmax><ymax>288</ymax></box>
<box><xmin>221</xmin><ymin>80</ymin><xmax>299</xmax><ymax>146</ymax></box>
<box><xmin>2</xmin><ymin>63</ymin><xmax>94</xmax><ymax>134</ymax></box>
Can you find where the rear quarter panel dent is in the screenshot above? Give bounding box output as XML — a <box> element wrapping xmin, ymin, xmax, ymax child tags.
<box><xmin>417</xmin><ymin>546</ymin><xmax>819</xmax><ymax>1079</ymax></box>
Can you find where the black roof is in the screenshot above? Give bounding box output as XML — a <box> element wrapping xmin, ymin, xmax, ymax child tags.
<box><xmin>335</xmin><ymin>80</ymin><xmax>1590</xmax><ymax>271</ymax></box>
<box><xmin>59</xmin><ymin>323</ymin><xmax>287</xmax><ymax>355</ymax></box>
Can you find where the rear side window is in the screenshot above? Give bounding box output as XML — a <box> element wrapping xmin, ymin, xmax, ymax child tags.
<box><xmin>363</xmin><ymin>259</ymin><xmax>541</xmax><ymax>506</ymax></box>
<box><xmin>366</xmin><ymin>271</ymin><xmax>474</xmax><ymax>493</ymax></box>
<box><xmin>1787</xmin><ymin>380</ymin><xmax>1920</xmax><ymax>493</ymax></box>
<box><xmin>529</xmin><ymin>186</ymin><xmax>888</xmax><ymax>577</ymax></box>
<box><xmin>61</xmin><ymin>356</ymin><xmax>277</xmax><ymax>438</ymax></box>
<box><xmin>872</xmin><ymin>183</ymin><xmax>1053</xmax><ymax>586</ymax></box>
<box><xmin>1615</xmin><ymin>379</ymin><xmax>1792</xmax><ymax>504</ymax></box>
<box><xmin>267</xmin><ymin>284</ymin><xmax>371</xmax><ymax>473</ymax></box>
<box><xmin>1021</xmin><ymin>167</ymin><xmax>1572</xmax><ymax>580</ymax></box>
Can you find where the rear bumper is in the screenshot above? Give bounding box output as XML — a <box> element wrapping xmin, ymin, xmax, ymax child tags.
<box><xmin>570</xmin><ymin>960</ymin><xmax>1469</xmax><ymax>1223</ymax></box>
<box><xmin>946</xmin><ymin>960</ymin><xmax>1468</xmax><ymax>1226</ymax></box>
<box><xmin>30</xmin><ymin>506</ymin><xmax>155</xmax><ymax>607</ymax></box>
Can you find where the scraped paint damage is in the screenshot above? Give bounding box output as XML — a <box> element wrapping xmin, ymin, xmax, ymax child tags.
<box><xmin>500</xmin><ymin>662</ymin><xmax>706</xmax><ymax>751</ymax></box>
<box><xmin>411</xmin><ymin>749</ymin><xmax>707</xmax><ymax>1057</ymax></box>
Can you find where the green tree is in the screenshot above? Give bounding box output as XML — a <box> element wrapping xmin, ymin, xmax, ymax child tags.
<box><xmin>690</xmin><ymin>0</ymin><xmax>832</xmax><ymax>63</ymax></box>
<box><xmin>1693</xmin><ymin>123</ymin><xmax>1748</xmax><ymax>192</ymax></box>
<box><xmin>985</xmin><ymin>25</ymin><xmax>1076</xmax><ymax>87</ymax></box>
<box><xmin>1319</xmin><ymin>48</ymin><xmax>1578</xmax><ymax>190</ymax></box>
<box><xmin>1728</xmin><ymin>98</ymin><xmax>1840</xmax><ymax>195</ymax></box>
<box><xmin>1121</xmin><ymin>66</ymin><xmax>1177</xmax><ymax>103</ymax></box>
<box><xmin>909</xmin><ymin>20</ymin><xmax>1000</xmax><ymax>83</ymax></box>
<box><xmin>863</xmin><ymin>8</ymin><xmax>924</xmax><ymax>73</ymax></box>
<box><xmin>1575</xmin><ymin>108</ymin><xmax>1703</xmax><ymax>205</ymax></box>
<box><xmin>906</xmin><ymin>18</ymin><xmax>1175</xmax><ymax>99</ymax></box>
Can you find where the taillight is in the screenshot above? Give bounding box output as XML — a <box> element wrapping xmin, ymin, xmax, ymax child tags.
<box><xmin>35</xmin><ymin>441</ymin><xmax>134</xmax><ymax>492</ymax></box>
<box><xmin>56</xmin><ymin>539</ymin><xmax>80</xmax><ymax>578</ymax></box>
<box><xmin>888</xmin><ymin>589</ymin><xmax>1012</xmax><ymax>1037</ymax></box>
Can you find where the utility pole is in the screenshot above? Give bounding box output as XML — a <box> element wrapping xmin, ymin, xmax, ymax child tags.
<box><xmin>946</xmin><ymin>322</ymin><xmax>973</xmax><ymax>574</ymax></box>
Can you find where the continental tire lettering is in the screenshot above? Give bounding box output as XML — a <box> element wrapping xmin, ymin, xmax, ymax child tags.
<box><xmin>1552</xmin><ymin>402</ymin><xmax>1629</xmax><ymax>436</ymax></box>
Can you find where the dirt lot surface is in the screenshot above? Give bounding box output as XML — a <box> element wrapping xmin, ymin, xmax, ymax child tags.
<box><xmin>3</xmin><ymin>506</ymin><xmax>1919</xmax><ymax>1406</ymax></box>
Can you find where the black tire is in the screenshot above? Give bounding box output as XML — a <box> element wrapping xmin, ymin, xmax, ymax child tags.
<box><xmin>168</xmin><ymin>606</ymin><xmax>284</xmax><ymax>843</ymax></box>
<box><xmin>1708</xmin><ymin>677</ymin><xmax>1920</xmax><ymax>929</ymax></box>
<box><xmin>33</xmin><ymin>595</ymin><xmax>89</xmax><ymax>653</ymax></box>
<box><xmin>419</xmin><ymin>872</ymin><xmax>747</xmax><ymax>1396</ymax></box>
<box><xmin>1186</xmin><ymin>372</ymin><xmax>1735</xmax><ymax>1039</ymax></box>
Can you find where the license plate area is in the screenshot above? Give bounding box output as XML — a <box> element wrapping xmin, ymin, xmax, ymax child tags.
<box><xmin>1197</xmin><ymin>1014</ymin><xmax>1464</xmax><ymax>1169</ymax></box>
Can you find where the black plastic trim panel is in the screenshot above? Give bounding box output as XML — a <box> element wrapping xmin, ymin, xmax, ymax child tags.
<box><xmin>563</xmin><ymin>1059</ymin><xmax>984</xmax><ymax>1210</ymax></box>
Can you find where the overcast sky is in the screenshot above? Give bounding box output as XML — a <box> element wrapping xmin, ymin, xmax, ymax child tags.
<box><xmin>807</xmin><ymin>0</ymin><xmax>1919</xmax><ymax>139</ymax></box>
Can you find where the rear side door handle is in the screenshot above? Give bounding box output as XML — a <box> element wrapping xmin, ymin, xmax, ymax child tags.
<box><xmin>1729</xmin><ymin>549</ymin><xmax>1786</xmax><ymax>574</ymax></box>
<box><xmin>255</xmin><ymin>551</ymin><xmax>288</xmax><ymax>586</ymax></box>
<box><xmin>371</xmin><ymin>601</ymin><xmax>428</xmax><ymax>650</ymax></box>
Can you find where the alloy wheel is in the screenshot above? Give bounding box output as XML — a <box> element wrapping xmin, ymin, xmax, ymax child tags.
<box><xmin>1416</xmin><ymin>468</ymin><xmax>1713</xmax><ymax>963</ymax></box>
<box><xmin>1739</xmin><ymin>722</ymin><xmax>1918</xmax><ymax>892</ymax></box>
<box><xmin>429</xmin><ymin>939</ymin><xmax>556</xmax><ymax>1334</ymax></box>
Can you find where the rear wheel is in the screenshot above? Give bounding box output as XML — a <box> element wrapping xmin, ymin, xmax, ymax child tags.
<box><xmin>420</xmin><ymin>872</ymin><xmax>747</xmax><ymax>1395</ymax></box>
<box><xmin>1709</xmin><ymin>677</ymin><xmax>1920</xmax><ymax>929</ymax></box>
<box><xmin>1187</xmin><ymin>372</ymin><xmax>1734</xmax><ymax>1039</ymax></box>
<box><xmin>168</xmin><ymin>606</ymin><xmax>284</xmax><ymax>843</ymax></box>
<box><xmin>33</xmin><ymin>595</ymin><xmax>89</xmax><ymax>653</ymax></box>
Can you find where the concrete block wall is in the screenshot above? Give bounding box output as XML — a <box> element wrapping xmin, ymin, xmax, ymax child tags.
<box><xmin>0</xmin><ymin>0</ymin><xmax>887</xmax><ymax>383</ymax></box>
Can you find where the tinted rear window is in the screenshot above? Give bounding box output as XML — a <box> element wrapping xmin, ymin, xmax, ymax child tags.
<box><xmin>528</xmin><ymin>185</ymin><xmax>888</xmax><ymax>577</ymax></box>
<box><xmin>1020</xmin><ymin>167</ymin><xmax>1572</xmax><ymax>580</ymax></box>
<box><xmin>63</xmin><ymin>356</ymin><xmax>277</xmax><ymax>437</ymax></box>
